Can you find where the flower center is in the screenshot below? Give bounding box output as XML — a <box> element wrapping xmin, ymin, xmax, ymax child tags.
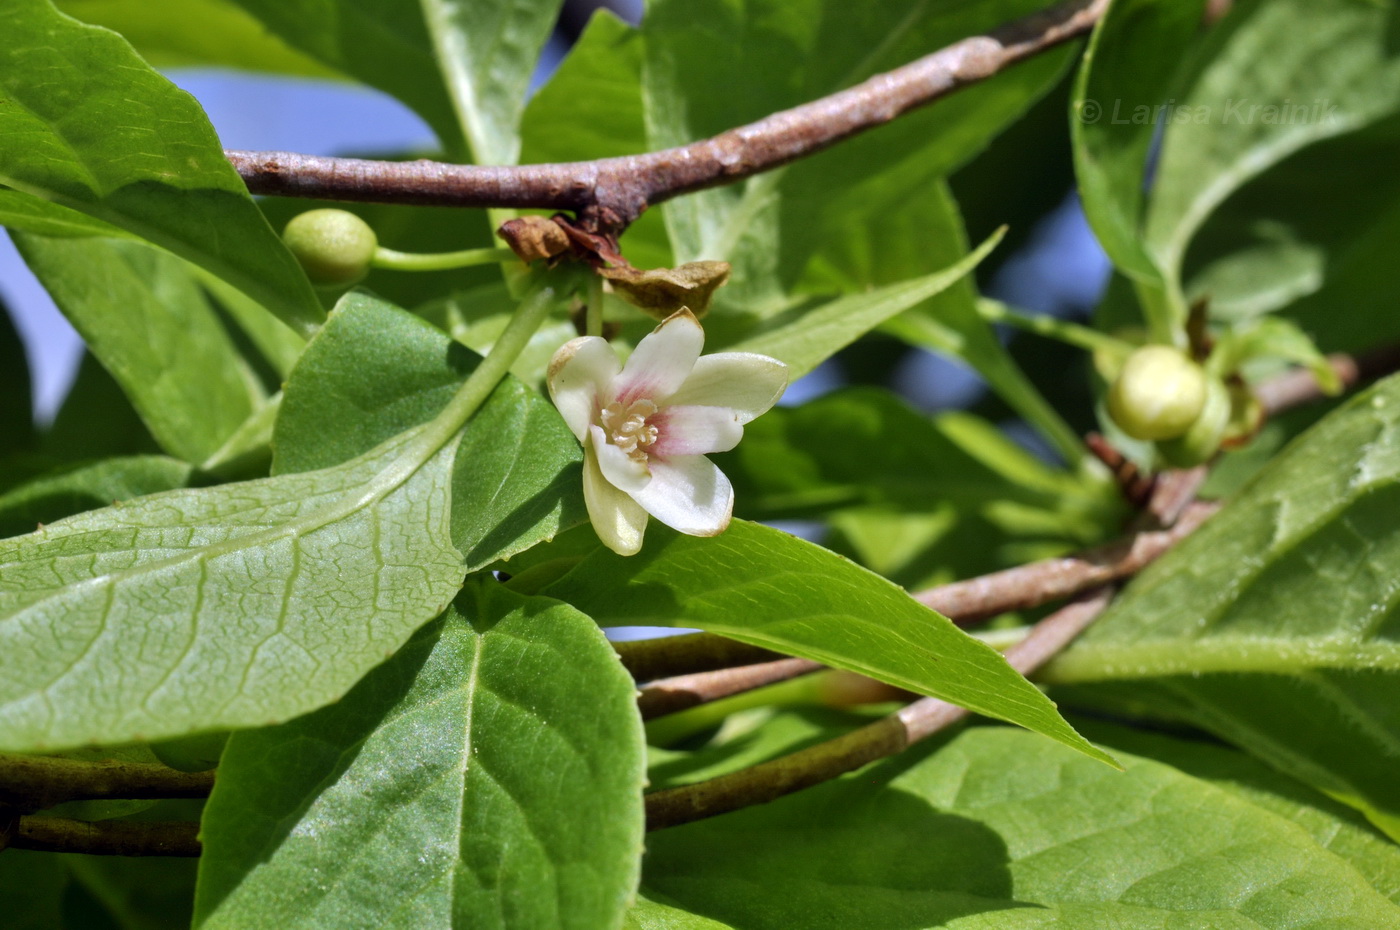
<box><xmin>601</xmin><ymin>398</ymin><xmax>660</xmax><ymax>462</ymax></box>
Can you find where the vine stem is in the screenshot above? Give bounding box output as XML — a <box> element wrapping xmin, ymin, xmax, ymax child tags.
<box><xmin>225</xmin><ymin>0</ymin><xmax>1108</xmax><ymax>235</ymax></box>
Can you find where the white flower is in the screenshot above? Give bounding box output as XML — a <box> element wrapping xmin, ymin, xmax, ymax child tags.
<box><xmin>547</xmin><ymin>308</ymin><xmax>788</xmax><ymax>555</ymax></box>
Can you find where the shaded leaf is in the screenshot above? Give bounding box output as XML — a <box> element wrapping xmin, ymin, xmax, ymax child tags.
<box><xmin>542</xmin><ymin>520</ymin><xmax>1113</xmax><ymax>765</ymax></box>
<box><xmin>0</xmin><ymin>0</ymin><xmax>322</xmax><ymax>334</ymax></box>
<box><xmin>643</xmin><ymin>726</ymin><xmax>1400</xmax><ymax>928</ymax></box>
<box><xmin>0</xmin><ymin>455</ymin><xmax>192</xmax><ymax>539</ymax></box>
<box><xmin>196</xmin><ymin>579</ymin><xmax>644</xmax><ymax>930</ymax></box>
<box><xmin>1142</xmin><ymin>0</ymin><xmax>1400</xmax><ymax>324</ymax></box>
<box><xmin>14</xmin><ymin>234</ymin><xmax>265</xmax><ymax>466</ymax></box>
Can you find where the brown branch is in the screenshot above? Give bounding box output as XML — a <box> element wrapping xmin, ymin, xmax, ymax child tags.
<box><xmin>914</xmin><ymin>500</ymin><xmax>1216</xmax><ymax>622</ymax></box>
<box><xmin>614</xmin><ymin>633</ymin><xmax>784</xmax><ymax>683</ymax></box>
<box><xmin>227</xmin><ymin>0</ymin><xmax>1107</xmax><ymax>233</ymax></box>
<box><xmin>638</xmin><ymin>658</ymin><xmax>824</xmax><ymax>721</ymax></box>
<box><xmin>645</xmin><ymin>588</ymin><xmax>1114</xmax><ymax>830</ymax></box>
<box><xmin>10</xmin><ymin>817</ymin><xmax>201</xmax><ymax>857</ymax></box>
<box><xmin>1255</xmin><ymin>344</ymin><xmax>1400</xmax><ymax>416</ymax></box>
<box><xmin>0</xmin><ymin>754</ymin><xmax>214</xmax><ymax>813</ymax></box>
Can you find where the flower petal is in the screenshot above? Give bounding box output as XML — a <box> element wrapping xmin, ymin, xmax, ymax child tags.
<box><xmin>614</xmin><ymin>309</ymin><xmax>704</xmax><ymax>405</ymax></box>
<box><xmin>665</xmin><ymin>352</ymin><xmax>789</xmax><ymax>423</ymax></box>
<box><xmin>631</xmin><ymin>454</ymin><xmax>733</xmax><ymax>537</ymax></box>
<box><xmin>547</xmin><ymin>336</ymin><xmax>619</xmax><ymax>442</ymax></box>
<box><xmin>582</xmin><ymin>442</ymin><xmax>648</xmax><ymax>556</ymax></box>
<box><xmin>590</xmin><ymin>426</ymin><xmax>651</xmax><ymax>493</ymax></box>
<box><xmin>651</xmin><ymin>405</ymin><xmax>744</xmax><ymax>456</ymax></box>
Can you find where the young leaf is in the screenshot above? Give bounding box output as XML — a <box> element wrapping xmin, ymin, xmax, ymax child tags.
<box><xmin>195</xmin><ymin>580</ymin><xmax>645</xmax><ymax>930</ymax></box>
<box><xmin>273</xmin><ymin>291</ymin><xmax>586</xmax><ymax>569</ymax></box>
<box><xmin>1044</xmin><ymin>371</ymin><xmax>1400</xmax><ymax>837</ymax></box>
<box><xmin>14</xmin><ymin>234</ymin><xmax>266</xmax><ymax>466</ymax></box>
<box><xmin>0</xmin><ymin>424</ymin><xmax>463</xmax><ymax>753</ymax></box>
<box><xmin>1185</xmin><ymin>113</ymin><xmax>1400</xmax><ymax>353</ymax></box>
<box><xmin>1144</xmin><ymin>0</ymin><xmax>1400</xmax><ymax>289</ymax></box>
<box><xmin>1071</xmin><ymin>0</ymin><xmax>1206</xmax><ymax>284</ymax></box>
<box><xmin>721</xmin><ymin>229</ymin><xmax>1001</xmax><ymax>379</ymax></box>
<box><xmin>542</xmin><ymin>520</ymin><xmax>1113</xmax><ymax>766</ymax></box>
<box><xmin>519</xmin><ymin>10</ymin><xmax>673</xmax><ymax>270</ymax></box>
<box><xmin>642</xmin><ymin>727</ymin><xmax>1400</xmax><ymax>928</ymax></box>
<box><xmin>418</xmin><ymin>0</ymin><xmax>565</xmax><ymax>165</ymax></box>
<box><xmin>0</xmin><ymin>0</ymin><xmax>322</xmax><ymax>334</ymax></box>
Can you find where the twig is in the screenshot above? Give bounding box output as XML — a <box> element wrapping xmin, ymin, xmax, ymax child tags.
<box><xmin>227</xmin><ymin>0</ymin><xmax>1108</xmax><ymax>234</ymax></box>
<box><xmin>914</xmin><ymin>500</ymin><xmax>1216</xmax><ymax>621</ymax></box>
<box><xmin>614</xmin><ymin>633</ymin><xmax>784</xmax><ymax>683</ymax></box>
<box><xmin>1255</xmin><ymin>345</ymin><xmax>1400</xmax><ymax>416</ymax></box>
<box><xmin>638</xmin><ymin>658</ymin><xmax>824</xmax><ymax>721</ymax></box>
<box><xmin>0</xmin><ymin>754</ymin><xmax>214</xmax><ymax>813</ymax></box>
<box><xmin>10</xmin><ymin>817</ymin><xmax>201</xmax><ymax>857</ymax></box>
<box><xmin>644</xmin><ymin>588</ymin><xmax>1114</xmax><ymax>830</ymax></box>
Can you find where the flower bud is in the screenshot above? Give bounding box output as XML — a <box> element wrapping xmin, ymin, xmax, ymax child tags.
<box><xmin>1157</xmin><ymin>375</ymin><xmax>1231</xmax><ymax>467</ymax></box>
<box><xmin>1106</xmin><ymin>345</ymin><xmax>1208</xmax><ymax>441</ymax></box>
<box><xmin>282</xmin><ymin>209</ymin><xmax>378</xmax><ymax>286</ymax></box>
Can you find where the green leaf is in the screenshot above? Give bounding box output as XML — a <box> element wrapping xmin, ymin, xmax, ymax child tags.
<box><xmin>196</xmin><ymin>579</ymin><xmax>645</xmax><ymax>930</ymax></box>
<box><xmin>519</xmin><ymin>11</ymin><xmax>672</xmax><ymax>271</ymax></box>
<box><xmin>625</xmin><ymin>891</ymin><xmax>737</xmax><ymax>930</ymax></box>
<box><xmin>41</xmin><ymin>353</ymin><xmax>161</xmax><ymax>464</ymax></box>
<box><xmin>65</xmin><ymin>855</ymin><xmax>199</xmax><ymax>930</ymax></box>
<box><xmin>721</xmin><ymin>229</ymin><xmax>1001</xmax><ymax>379</ymax></box>
<box><xmin>1184</xmin><ymin>112</ymin><xmax>1400</xmax><ymax>352</ymax></box>
<box><xmin>224</xmin><ymin>0</ymin><xmax>463</xmax><ymax>154</ymax></box>
<box><xmin>0</xmin><ymin>0</ymin><xmax>323</xmax><ymax>335</ymax></box>
<box><xmin>642</xmin><ymin>0</ymin><xmax>1071</xmax><ymax>299</ymax></box>
<box><xmin>1044</xmin><ymin>372</ymin><xmax>1400</xmax><ymax>837</ymax></box>
<box><xmin>419</xmin><ymin>0</ymin><xmax>565</xmax><ymax>165</ymax></box>
<box><xmin>542</xmin><ymin>520</ymin><xmax>1112</xmax><ymax>766</ymax></box>
<box><xmin>0</xmin><ymin>852</ymin><xmax>68</xmax><ymax>929</ymax></box>
<box><xmin>1071</xmin><ymin>0</ymin><xmax>1206</xmax><ymax>284</ymax></box>
<box><xmin>642</xmin><ymin>726</ymin><xmax>1400</xmax><ymax>928</ymax></box>
<box><xmin>1143</xmin><ymin>0</ymin><xmax>1400</xmax><ymax>305</ymax></box>
<box><xmin>716</xmin><ymin>388</ymin><xmax>1120</xmax><ymax>588</ymax></box>
<box><xmin>14</xmin><ymin>234</ymin><xmax>266</xmax><ymax>466</ymax></box>
<box><xmin>55</xmin><ymin>0</ymin><xmax>339</xmax><ymax>75</ymax></box>
<box><xmin>273</xmin><ymin>291</ymin><xmax>586</xmax><ymax>569</ymax></box>
<box><xmin>0</xmin><ymin>187</ymin><xmax>127</xmax><ymax>238</ymax></box>
<box><xmin>0</xmin><ymin>420</ymin><xmax>463</xmax><ymax>752</ymax></box>
<box><xmin>0</xmin><ymin>455</ymin><xmax>192</xmax><ymax>539</ymax></box>
<box><xmin>1081</xmin><ymin>721</ymin><xmax>1400</xmax><ymax>905</ymax></box>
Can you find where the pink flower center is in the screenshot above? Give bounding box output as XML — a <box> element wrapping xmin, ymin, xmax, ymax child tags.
<box><xmin>601</xmin><ymin>398</ymin><xmax>660</xmax><ymax>462</ymax></box>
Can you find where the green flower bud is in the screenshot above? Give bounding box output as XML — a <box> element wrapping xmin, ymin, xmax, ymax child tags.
<box><xmin>1157</xmin><ymin>375</ymin><xmax>1231</xmax><ymax>467</ymax></box>
<box><xmin>1106</xmin><ymin>345</ymin><xmax>1208</xmax><ymax>441</ymax></box>
<box><xmin>282</xmin><ymin>209</ymin><xmax>378</xmax><ymax>286</ymax></box>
